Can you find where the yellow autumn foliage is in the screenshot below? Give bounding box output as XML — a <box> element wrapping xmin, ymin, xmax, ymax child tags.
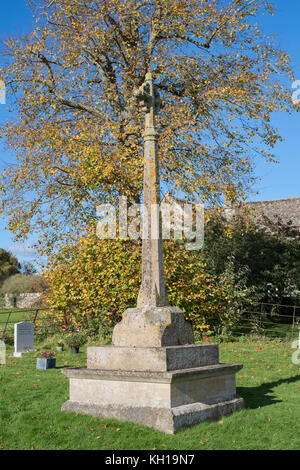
<box><xmin>0</xmin><ymin>0</ymin><xmax>294</xmax><ymax>253</ymax></box>
<box><xmin>44</xmin><ymin>236</ymin><xmax>229</xmax><ymax>333</ymax></box>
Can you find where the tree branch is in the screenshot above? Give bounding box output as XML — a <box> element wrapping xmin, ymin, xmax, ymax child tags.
<box><xmin>36</xmin><ymin>52</ymin><xmax>110</xmax><ymax>121</ymax></box>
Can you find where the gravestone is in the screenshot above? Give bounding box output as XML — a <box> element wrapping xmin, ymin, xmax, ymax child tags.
<box><xmin>0</xmin><ymin>340</ymin><xmax>5</xmax><ymax>365</ymax></box>
<box><xmin>13</xmin><ymin>322</ymin><xmax>34</xmax><ymax>357</ymax></box>
<box><xmin>61</xmin><ymin>73</ymin><xmax>244</xmax><ymax>433</ymax></box>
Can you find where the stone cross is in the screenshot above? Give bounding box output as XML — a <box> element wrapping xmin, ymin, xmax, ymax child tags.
<box><xmin>135</xmin><ymin>73</ymin><xmax>169</xmax><ymax>307</ymax></box>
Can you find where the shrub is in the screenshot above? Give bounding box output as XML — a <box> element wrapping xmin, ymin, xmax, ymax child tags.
<box><xmin>1</xmin><ymin>274</ymin><xmax>47</xmax><ymax>295</ymax></box>
<box><xmin>0</xmin><ymin>249</ymin><xmax>20</xmax><ymax>286</ymax></box>
<box><xmin>1</xmin><ymin>332</ymin><xmax>14</xmax><ymax>346</ymax></box>
<box><xmin>34</xmin><ymin>324</ymin><xmax>61</xmax><ymax>343</ymax></box>
<box><xmin>65</xmin><ymin>332</ymin><xmax>87</xmax><ymax>349</ymax></box>
<box><xmin>82</xmin><ymin>314</ymin><xmax>114</xmax><ymax>343</ymax></box>
<box><xmin>202</xmin><ymin>215</ymin><xmax>300</xmax><ymax>305</ymax></box>
<box><xmin>45</xmin><ymin>236</ymin><xmax>225</xmax><ymax>334</ymax></box>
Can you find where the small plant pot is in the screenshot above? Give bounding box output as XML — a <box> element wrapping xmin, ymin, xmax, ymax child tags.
<box><xmin>56</xmin><ymin>347</ymin><xmax>63</xmax><ymax>352</ymax></box>
<box><xmin>36</xmin><ymin>357</ymin><xmax>56</xmax><ymax>370</ymax></box>
<box><xmin>71</xmin><ymin>347</ymin><xmax>79</xmax><ymax>354</ymax></box>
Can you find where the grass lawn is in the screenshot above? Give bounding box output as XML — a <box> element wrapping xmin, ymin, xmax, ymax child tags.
<box><xmin>0</xmin><ymin>340</ymin><xmax>299</xmax><ymax>450</ymax></box>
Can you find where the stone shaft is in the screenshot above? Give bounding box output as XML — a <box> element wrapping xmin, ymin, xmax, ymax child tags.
<box><xmin>137</xmin><ymin>73</ymin><xmax>169</xmax><ymax>308</ymax></box>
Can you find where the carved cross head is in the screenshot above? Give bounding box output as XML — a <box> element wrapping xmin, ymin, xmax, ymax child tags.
<box><xmin>134</xmin><ymin>77</ymin><xmax>163</xmax><ymax>114</ymax></box>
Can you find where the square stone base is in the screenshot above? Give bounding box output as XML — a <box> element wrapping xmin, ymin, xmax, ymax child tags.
<box><xmin>61</xmin><ymin>361</ymin><xmax>244</xmax><ymax>434</ymax></box>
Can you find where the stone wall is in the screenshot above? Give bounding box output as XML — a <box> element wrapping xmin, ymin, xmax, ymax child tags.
<box><xmin>4</xmin><ymin>293</ymin><xmax>43</xmax><ymax>309</ymax></box>
<box><xmin>224</xmin><ymin>197</ymin><xmax>300</xmax><ymax>231</ymax></box>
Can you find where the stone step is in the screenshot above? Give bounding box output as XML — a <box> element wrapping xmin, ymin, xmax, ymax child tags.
<box><xmin>61</xmin><ymin>395</ymin><xmax>244</xmax><ymax>435</ymax></box>
<box><xmin>87</xmin><ymin>344</ymin><xmax>219</xmax><ymax>372</ymax></box>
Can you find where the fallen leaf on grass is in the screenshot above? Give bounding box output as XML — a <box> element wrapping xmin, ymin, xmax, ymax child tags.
<box><xmin>96</xmin><ymin>436</ymin><xmax>102</xmax><ymax>439</ymax></box>
<box><xmin>102</xmin><ymin>423</ymin><xmax>108</xmax><ymax>429</ymax></box>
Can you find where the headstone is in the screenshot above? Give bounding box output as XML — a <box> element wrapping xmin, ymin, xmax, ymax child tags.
<box><xmin>13</xmin><ymin>322</ymin><xmax>34</xmax><ymax>357</ymax></box>
<box><xmin>0</xmin><ymin>340</ymin><xmax>5</xmax><ymax>365</ymax></box>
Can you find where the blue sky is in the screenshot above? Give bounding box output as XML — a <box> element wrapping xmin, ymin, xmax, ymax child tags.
<box><xmin>0</xmin><ymin>0</ymin><xmax>299</xmax><ymax>264</ymax></box>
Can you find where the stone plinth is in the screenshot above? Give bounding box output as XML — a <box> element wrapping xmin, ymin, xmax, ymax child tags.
<box><xmin>87</xmin><ymin>344</ymin><xmax>219</xmax><ymax>372</ymax></box>
<box><xmin>112</xmin><ymin>307</ymin><xmax>194</xmax><ymax>347</ymax></box>
<box><xmin>61</xmin><ymin>343</ymin><xmax>244</xmax><ymax>434</ymax></box>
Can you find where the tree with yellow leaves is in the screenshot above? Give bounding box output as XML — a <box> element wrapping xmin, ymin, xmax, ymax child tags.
<box><xmin>0</xmin><ymin>0</ymin><xmax>294</xmax><ymax>253</ymax></box>
<box><xmin>44</xmin><ymin>236</ymin><xmax>232</xmax><ymax>335</ymax></box>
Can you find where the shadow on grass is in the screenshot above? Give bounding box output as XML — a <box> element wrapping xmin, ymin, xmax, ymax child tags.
<box><xmin>238</xmin><ymin>374</ymin><xmax>300</xmax><ymax>409</ymax></box>
<box><xmin>57</xmin><ymin>365</ymin><xmax>83</xmax><ymax>369</ymax></box>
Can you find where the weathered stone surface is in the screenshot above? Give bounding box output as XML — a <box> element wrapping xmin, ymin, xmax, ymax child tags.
<box><xmin>62</xmin><ymin>398</ymin><xmax>244</xmax><ymax>434</ymax></box>
<box><xmin>61</xmin><ymin>363</ymin><xmax>244</xmax><ymax>433</ymax></box>
<box><xmin>135</xmin><ymin>72</ymin><xmax>169</xmax><ymax>308</ymax></box>
<box><xmin>87</xmin><ymin>344</ymin><xmax>219</xmax><ymax>372</ymax></box>
<box><xmin>5</xmin><ymin>293</ymin><xmax>42</xmax><ymax>309</ymax></box>
<box><xmin>62</xmin><ymin>364</ymin><xmax>241</xmax><ymax>408</ymax></box>
<box><xmin>112</xmin><ymin>306</ymin><xmax>194</xmax><ymax>347</ymax></box>
<box><xmin>63</xmin><ymin>363</ymin><xmax>242</xmax><ymax>382</ymax></box>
